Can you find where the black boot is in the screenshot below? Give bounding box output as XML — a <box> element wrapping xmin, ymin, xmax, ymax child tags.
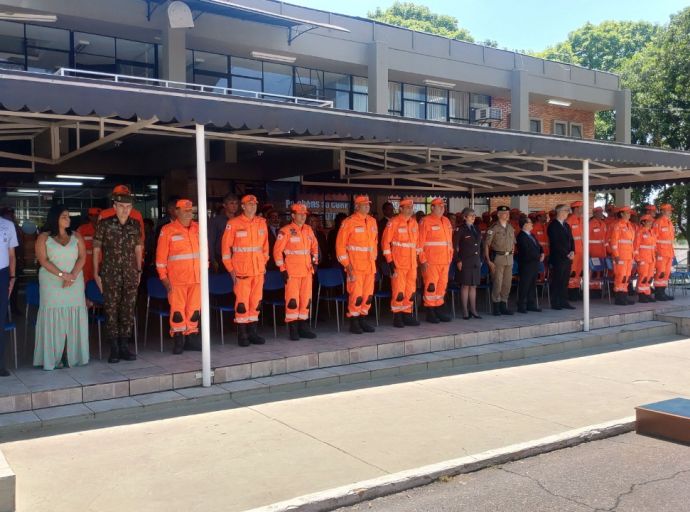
<box><xmin>118</xmin><ymin>337</ymin><xmax>137</xmax><ymax>361</ymax></box>
<box><xmin>615</xmin><ymin>292</ymin><xmax>628</xmax><ymax>306</ymax></box>
<box><xmin>626</xmin><ymin>295</ymin><xmax>635</xmax><ymax>305</ymax></box>
<box><xmin>108</xmin><ymin>339</ymin><xmax>120</xmax><ymax>364</ymax></box>
<box><xmin>237</xmin><ymin>324</ymin><xmax>251</xmax><ymax>347</ymax></box>
<box><xmin>172</xmin><ymin>334</ymin><xmax>184</xmax><ymax>355</ymax></box>
<box><xmin>183</xmin><ymin>334</ymin><xmax>202</xmax><ymax>351</ymax></box>
<box><xmin>288</xmin><ymin>322</ymin><xmax>300</xmax><ymax>341</ymax></box>
<box><xmin>350</xmin><ymin>316</ymin><xmax>363</xmax><ymax>334</ymax></box>
<box><xmin>403</xmin><ymin>313</ymin><xmax>420</xmax><ymax>326</ymax></box>
<box><xmin>426</xmin><ymin>307</ymin><xmax>440</xmax><ymax>324</ymax></box>
<box><xmin>435</xmin><ymin>306</ymin><xmax>452</xmax><ymax>322</ymax></box>
<box><xmin>393</xmin><ymin>312</ymin><xmax>405</xmax><ymax>328</ymax></box>
<box><xmin>298</xmin><ymin>320</ymin><xmax>317</xmax><ymax>339</ymax></box>
<box><xmin>492</xmin><ymin>302</ymin><xmax>502</xmax><ymax>316</ymax></box>
<box><xmin>248</xmin><ymin>322</ymin><xmax>266</xmax><ymax>345</ymax></box>
<box><xmin>517</xmin><ymin>304</ymin><xmax>527</xmax><ymax>313</ymax></box>
<box><xmin>359</xmin><ymin>316</ymin><xmax>375</xmax><ymax>333</ymax></box>
<box><xmin>647</xmin><ymin>293</ymin><xmax>656</xmax><ymax>302</ymax></box>
<box><xmin>500</xmin><ymin>302</ymin><xmax>513</xmax><ymax>315</ymax></box>
<box><xmin>638</xmin><ymin>294</ymin><xmax>649</xmax><ymax>303</ymax></box>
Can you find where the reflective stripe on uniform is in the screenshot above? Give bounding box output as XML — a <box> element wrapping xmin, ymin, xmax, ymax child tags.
<box><xmin>658</xmin><ymin>240</ymin><xmax>673</xmax><ymax>244</ymax></box>
<box><xmin>639</xmin><ymin>245</ymin><xmax>655</xmax><ymax>249</ymax></box>
<box><xmin>382</xmin><ymin>249</ymin><xmax>391</xmax><ymax>255</ymax></box>
<box><xmin>424</xmin><ymin>241</ymin><xmax>450</xmax><ymax>246</ymax></box>
<box><xmin>222</xmin><ymin>254</ymin><xmax>231</xmax><ymax>260</ymax></box>
<box><xmin>285</xmin><ymin>313</ymin><xmax>299</xmax><ymax>320</ymax></box>
<box><xmin>391</xmin><ymin>242</ymin><xmax>416</xmax><ymax>248</ymax></box>
<box><xmin>232</xmin><ymin>246</ymin><xmax>262</xmax><ymax>253</ymax></box>
<box><xmin>168</xmin><ymin>253</ymin><xmax>199</xmax><ymax>261</ymax></box>
<box><xmin>590</xmin><ymin>240</ymin><xmax>604</xmax><ymax>244</ymax></box>
<box><xmin>337</xmin><ymin>255</ymin><xmax>348</xmax><ymax>262</ymax></box>
<box><xmin>423</xmin><ymin>294</ymin><xmax>444</xmax><ymax>301</ymax></box>
<box><xmin>284</xmin><ymin>249</ymin><xmax>310</xmax><ymax>255</ymax></box>
<box><xmin>275</xmin><ymin>259</ymin><xmax>284</xmax><ymax>267</ymax></box>
<box><xmin>156</xmin><ymin>263</ymin><xmax>167</xmax><ymax>268</ymax></box>
<box><xmin>391</xmin><ymin>305</ymin><xmax>408</xmax><ymax>311</ymax></box>
<box><xmin>619</xmin><ymin>240</ymin><xmax>633</xmax><ymax>244</ymax></box>
<box><xmin>346</xmin><ymin>245</ymin><xmax>372</xmax><ymax>252</ymax></box>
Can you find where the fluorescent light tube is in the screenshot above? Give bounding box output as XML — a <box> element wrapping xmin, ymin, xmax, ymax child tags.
<box><xmin>547</xmin><ymin>99</ymin><xmax>572</xmax><ymax>107</ymax></box>
<box><xmin>56</xmin><ymin>174</ymin><xmax>104</xmax><ymax>180</ymax></box>
<box><xmin>250</xmin><ymin>51</ymin><xmax>296</xmax><ymax>64</ymax></box>
<box><xmin>424</xmin><ymin>79</ymin><xmax>456</xmax><ymax>89</ymax></box>
<box><xmin>38</xmin><ymin>181</ymin><xmax>83</xmax><ymax>186</ymax></box>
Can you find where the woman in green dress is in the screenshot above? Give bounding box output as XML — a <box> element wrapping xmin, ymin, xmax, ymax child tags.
<box><xmin>33</xmin><ymin>204</ymin><xmax>89</xmax><ymax>370</ymax></box>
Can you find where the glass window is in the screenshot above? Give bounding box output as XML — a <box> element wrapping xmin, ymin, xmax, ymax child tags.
<box><xmin>403</xmin><ymin>99</ymin><xmax>425</xmax><ymax>119</ymax></box>
<box><xmin>27</xmin><ymin>48</ymin><xmax>69</xmax><ymax>74</ymax></box>
<box><xmin>388</xmin><ymin>82</ymin><xmax>402</xmax><ymax>115</ymax></box>
<box><xmin>74</xmin><ymin>32</ymin><xmax>115</xmax><ymax>57</ymax></box>
<box><xmin>263</xmin><ymin>62</ymin><xmax>293</xmax><ymax>96</ymax></box>
<box><xmin>231</xmin><ymin>76</ymin><xmax>262</xmax><ymax>96</ymax></box>
<box><xmin>426</xmin><ymin>87</ymin><xmax>448</xmax><ymax>121</ymax></box>
<box><xmin>325</xmin><ymin>89</ymin><xmax>350</xmax><ymax>109</ymax></box>
<box><xmin>294</xmin><ymin>67</ymin><xmax>323</xmax><ymax>98</ymax></box>
<box><xmin>195</xmin><ymin>74</ymin><xmax>228</xmax><ymax>90</ymax></box>
<box><xmin>353</xmin><ymin>76</ymin><xmax>368</xmax><ymax>94</ymax></box>
<box><xmin>449</xmin><ymin>91</ymin><xmax>469</xmax><ymax>122</ymax></box>
<box><xmin>570</xmin><ymin>123</ymin><xmax>583</xmax><ymax>138</ymax></box>
<box><xmin>0</xmin><ymin>20</ymin><xmax>26</xmax><ymax>70</ymax></box>
<box><xmin>353</xmin><ymin>93</ymin><xmax>368</xmax><ymax>112</ymax></box>
<box><xmin>75</xmin><ymin>52</ymin><xmax>116</xmax><ymax>74</ymax></box>
<box><xmin>403</xmin><ymin>84</ymin><xmax>425</xmax><ymax>102</ymax></box>
<box><xmin>470</xmin><ymin>93</ymin><xmax>491</xmax><ymax>109</ymax></box>
<box><xmin>530</xmin><ymin>119</ymin><xmax>542</xmax><ymax>133</ymax></box>
<box><xmin>117</xmin><ymin>39</ymin><xmax>155</xmax><ymax>66</ymax></box>
<box><xmin>231</xmin><ymin>57</ymin><xmax>262</xmax><ymax>78</ymax></box>
<box><xmin>192</xmin><ymin>51</ymin><xmax>227</xmax><ymax>75</ymax></box>
<box><xmin>324</xmin><ymin>72</ymin><xmax>350</xmax><ymax>91</ymax></box>
<box><xmin>118</xmin><ymin>61</ymin><xmax>155</xmax><ymax>78</ymax></box>
<box><xmin>26</xmin><ymin>24</ymin><xmax>69</xmax><ymax>51</ymax></box>
<box><xmin>554</xmin><ymin>121</ymin><xmax>567</xmax><ymax>136</ymax></box>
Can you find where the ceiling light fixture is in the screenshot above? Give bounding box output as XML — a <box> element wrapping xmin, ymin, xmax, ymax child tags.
<box><xmin>547</xmin><ymin>99</ymin><xmax>572</xmax><ymax>107</ymax></box>
<box><xmin>38</xmin><ymin>181</ymin><xmax>83</xmax><ymax>186</ymax></box>
<box><xmin>0</xmin><ymin>12</ymin><xmax>57</xmax><ymax>23</ymax></box>
<box><xmin>423</xmin><ymin>79</ymin><xmax>456</xmax><ymax>89</ymax></box>
<box><xmin>250</xmin><ymin>51</ymin><xmax>296</xmax><ymax>64</ymax></box>
<box><xmin>56</xmin><ymin>174</ymin><xmax>104</xmax><ymax>180</ymax></box>
<box><xmin>17</xmin><ymin>188</ymin><xmax>55</xmax><ymax>193</ymax></box>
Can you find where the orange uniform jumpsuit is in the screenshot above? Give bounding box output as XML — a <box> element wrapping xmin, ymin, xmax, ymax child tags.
<box><xmin>381</xmin><ymin>214</ymin><xmax>420</xmax><ymax>314</ymax></box>
<box><xmin>652</xmin><ymin>216</ymin><xmax>674</xmax><ymax>288</ymax></box>
<box><xmin>634</xmin><ymin>227</ymin><xmax>656</xmax><ymax>296</ymax></box>
<box><xmin>609</xmin><ymin>220</ymin><xmax>635</xmax><ymax>293</ymax></box>
<box><xmin>77</xmin><ymin>222</ymin><xmax>97</xmax><ymax>282</ymax></box>
<box><xmin>567</xmin><ymin>213</ymin><xmax>583</xmax><ymax>289</ymax></box>
<box><xmin>588</xmin><ymin>217</ymin><xmax>608</xmax><ymax>290</ymax></box>
<box><xmin>533</xmin><ymin>221</ymin><xmax>549</xmax><ymax>258</ymax></box>
<box><xmin>221</xmin><ymin>214</ymin><xmax>269</xmax><ymax>324</ymax></box>
<box><xmin>273</xmin><ymin>222</ymin><xmax>318</xmax><ymax>323</ymax></box>
<box><xmin>418</xmin><ymin>214</ymin><xmax>453</xmax><ymax>308</ymax></box>
<box><xmin>336</xmin><ymin>212</ymin><xmax>377</xmax><ymax>318</ymax></box>
<box><xmin>156</xmin><ymin>219</ymin><xmax>201</xmax><ymax>336</ymax></box>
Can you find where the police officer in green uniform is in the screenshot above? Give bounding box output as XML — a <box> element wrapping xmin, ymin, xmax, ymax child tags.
<box><xmin>93</xmin><ymin>187</ymin><xmax>142</xmax><ymax>363</ymax></box>
<box><xmin>484</xmin><ymin>205</ymin><xmax>516</xmax><ymax>316</ymax></box>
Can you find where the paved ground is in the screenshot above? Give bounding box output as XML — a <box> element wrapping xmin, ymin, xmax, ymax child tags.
<box><xmin>2</xmin><ymin>336</ymin><xmax>690</xmax><ymax>512</ymax></box>
<box><xmin>338</xmin><ymin>432</ymin><xmax>690</xmax><ymax>512</ymax></box>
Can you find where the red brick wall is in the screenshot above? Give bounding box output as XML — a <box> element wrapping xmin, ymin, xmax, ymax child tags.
<box><xmin>490</xmin><ymin>193</ymin><xmax>597</xmax><ymax>215</ymax></box>
<box><xmin>491</xmin><ymin>97</ymin><xmax>595</xmax><ymax>139</ymax></box>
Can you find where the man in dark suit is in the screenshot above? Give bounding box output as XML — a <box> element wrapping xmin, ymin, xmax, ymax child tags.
<box><xmin>516</xmin><ymin>217</ymin><xmax>544</xmax><ymax>313</ymax></box>
<box><xmin>547</xmin><ymin>204</ymin><xmax>576</xmax><ymax>310</ymax></box>
<box><xmin>266</xmin><ymin>209</ymin><xmax>281</xmax><ymax>271</ymax></box>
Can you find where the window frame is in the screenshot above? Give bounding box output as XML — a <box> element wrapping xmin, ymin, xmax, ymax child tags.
<box><xmin>569</xmin><ymin>122</ymin><xmax>584</xmax><ymax>139</ymax></box>
<box><xmin>529</xmin><ymin>118</ymin><xmax>543</xmax><ymax>134</ymax></box>
<box><xmin>553</xmin><ymin>120</ymin><xmax>568</xmax><ymax>137</ymax></box>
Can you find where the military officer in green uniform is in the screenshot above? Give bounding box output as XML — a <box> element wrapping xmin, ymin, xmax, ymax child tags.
<box><xmin>484</xmin><ymin>205</ymin><xmax>516</xmax><ymax>316</ymax></box>
<box><xmin>93</xmin><ymin>186</ymin><xmax>142</xmax><ymax>363</ymax></box>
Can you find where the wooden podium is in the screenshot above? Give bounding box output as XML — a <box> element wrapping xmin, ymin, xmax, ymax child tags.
<box><xmin>636</xmin><ymin>398</ymin><xmax>690</xmax><ymax>444</ymax></box>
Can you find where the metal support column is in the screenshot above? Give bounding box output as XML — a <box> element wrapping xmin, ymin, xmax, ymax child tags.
<box><xmin>582</xmin><ymin>159</ymin><xmax>590</xmax><ymax>332</ymax></box>
<box><xmin>196</xmin><ymin>124</ymin><xmax>212</xmax><ymax>386</ymax></box>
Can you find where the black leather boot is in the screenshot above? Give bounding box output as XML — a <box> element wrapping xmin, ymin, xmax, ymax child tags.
<box><xmin>184</xmin><ymin>334</ymin><xmax>202</xmax><ymax>351</ymax></box>
<box><xmin>350</xmin><ymin>316</ymin><xmax>363</xmax><ymax>334</ymax></box>
<box><xmin>237</xmin><ymin>324</ymin><xmax>250</xmax><ymax>347</ymax></box>
<box><xmin>435</xmin><ymin>307</ymin><xmax>452</xmax><ymax>322</ymax></box>
<box><xmin>492</xmin><ymin>302</ymin><xmax>502</xmax><ymax>316</ymax></box>
<box><xmin>393</xmin><ymin>313</ymin><xmax>405</xmax><ymax>328</ymax></box>
<box><xmin>638</xmin><ymin>294</ymin><xmax>649</xmax><ymax>303</ymax></box>
<box><xmin>288</xmin><ymin>322</ymin><xmax>300</xmax><ymax>341</ymax></box>
<box><xmin>172</xmin><ymin>334</ymin><xmax>184</xmax><ymax>355</ymax></box>
<box><xmin>298</xmin><ymin>320</ymin><xmax>317</xmax><ymax>339</ymax></box>
<box><xmin>403</xmin><ymin>313</ymin><xmax>420</xmax><ymax>326</ymax></box>
<box><xmin>426</xmin><ymin>307</ymin><xmax>440</xmax><ymax>323</ymax></box>
<box><xmin>500</xmin><ymin>302</ymin><xmax>513</xmax><ymax>315</ymax></box>
<box><xmin>118</xmin><ymin>337</ymin><xmax>137</xmax><ymax>360</ymax></box>
<box><xmin>108</xmin><ymin>339</ymin><xmax>120</xmax><ymax>364</ymax></box>
<box><xmin>359</xmin><ymin>316</ymin><xmax>375</xmax><ymax>333</ymax></box>
<box><xmin>248</xmin><ymin>322</ymin><xmax>266</xmax><ymax>345</ymax></box>
<box><xmin>615</xmin><ymin>292</ymin><xmax>628</xmax><ymax>306</ymax></box>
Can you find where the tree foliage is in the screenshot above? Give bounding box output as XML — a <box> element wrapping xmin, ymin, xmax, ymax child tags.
<box><xmin>368</xmin><ymin>2</ymin><xmax>474</xmax><ymax>42</ymax></box>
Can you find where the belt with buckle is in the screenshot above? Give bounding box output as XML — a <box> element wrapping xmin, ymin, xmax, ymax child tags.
<box><xmin>495</xmin><ymin>251</ymin><xmax>513</xmax><ymax>256</ymax></box>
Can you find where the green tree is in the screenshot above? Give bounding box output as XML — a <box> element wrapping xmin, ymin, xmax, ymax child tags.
<box><xmin>368</xmin><ymin>2</ymin><xmax>474</xmax><ymax>42</ymax></box>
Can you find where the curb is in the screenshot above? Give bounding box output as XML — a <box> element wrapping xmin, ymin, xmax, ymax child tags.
<box><xmin>247</xmin><ymin>417</ymin><xmax>635</xmax><ymax>512</ymax></box>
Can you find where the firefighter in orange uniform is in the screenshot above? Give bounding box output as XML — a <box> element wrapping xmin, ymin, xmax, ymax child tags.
<box><xmin>652</xmin><ymin>203</ymin><xmax>675</xmax><ymax>301</ymax></box>
<box><xmin>634</xmin><ymin>214</ymin><xmax>657</xmax><ymax>303</ymax></box>
<box><xmin>336</xmin><ymin>195</ymin><xmax>377</xmax><ymax>334</ymax></box>
<box><xmin>609</xmin><ymin>206</ymin><xmax>635</xmax><ymax>305</ymax></box>
<box><xmin>418</xmin><ymin>198</ymin><xmax>454</xmax><ymax>323</ymax></box>
<box><xmin>382</xmin><ymin>198</ymin><xmax>421</xmax><ymax>328</ymax></box>
<box><xmin>533</xmin><ymin>211</ymin><xmax>549</xmax><ymax>260</ymax></box>
<box><xmin>588</xmin><ymin>206</ymin><xmax>608</xmax><ymax>293</ymax></box>
<box><xmin>566</xmin><ymin>201</ymin><xmax>584</xmax><ymax>299</ymax></box>
<box><xmin>77</xmin><ymin>207</ymin><xmax>101</xmax><ymax>283</ymax></box>
<box><xmin>99</xmin><ymin>185</ymin><xmax>146</xmax><ymax>241</ymax></box>
<box><xmin>273</xmin><ymin>203</ymin><xmax>319</xmax><ymax>341</ymax></box>
<box><xmin>221</xmin><ymin>195</ymin><xmax>269</xmax><ymax>346</ymax></box>
<box><xmin>156</xmin><ymin>199</ymin><xmax>202</xmax><ymax>354</ymax></box>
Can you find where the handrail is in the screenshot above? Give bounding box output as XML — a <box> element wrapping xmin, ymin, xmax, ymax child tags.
<box><xmin>53</xmin><ymin>68</ymin><xmax>333</xmax><ymax>108</ymax></box>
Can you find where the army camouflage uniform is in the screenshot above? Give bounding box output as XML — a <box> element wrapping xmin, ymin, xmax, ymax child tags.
<box><xmin>94</xmin><ymin>216</ymin><xmax>143</xmax><ymax>340</ymax></box>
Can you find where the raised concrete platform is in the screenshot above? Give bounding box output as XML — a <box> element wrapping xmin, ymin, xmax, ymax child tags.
<box><xmin>636</xmin><ymin>397</ymin><xmax>690</xmax><ymax>444</ymax></box>
<box><xmin>0</xmin><ymin>448</ymin><xmax>14</xmax><ymax>512</ymax></box>
<box><xmin>1</xmin><ymin>296</ymin><xmax>689</xmax><ymax>418</ymax></box>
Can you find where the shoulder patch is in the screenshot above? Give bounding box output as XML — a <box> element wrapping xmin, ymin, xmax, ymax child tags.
<box><xmin>225</xmin><ymin>223</ymin><xmax>232</xmax><ymax>230</ymax></box>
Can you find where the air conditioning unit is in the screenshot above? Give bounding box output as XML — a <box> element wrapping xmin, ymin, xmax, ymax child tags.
<box><xmin>473</xmin><ymin>107</ymin><xmax>503</xmax><ymax>123</ymax></box>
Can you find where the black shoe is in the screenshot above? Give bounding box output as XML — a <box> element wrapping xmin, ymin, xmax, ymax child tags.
<box><xmin>638</xmin><ymin>294</ymin><xmax>649</xmax><ymax>303</ymax></box>
<box><xmin>500</xmin><ymin>302</ymin><xmax>513</xmax><ymax>315</ymax></box>
<box><xmin>118</xmin><ymin>337</ymin><xmax>137</xmax><ymax>361</ymax></box>
<box><xmin>426</xmin><ymin>308</ymin><xmax>440</xmax><ymax>324</ymax></box>
<box><xmin>183</xmin><ymin>334</ymin><xmax>202</xmax><ymax>351</ymax></box>
<box><xmin>526</xmin><ymin>306</ymin><xmax>542</xmax><ymax>312</ymax></box>
<box><xmin>562</xmin><ymin>303</ymin><xmax>576</xmax><ymax>310</ymax></box>
<box><xmin>350</xmin><ymin>317</ymin><xmax>363</xmax><ymax>334</ymax></box>
<box><xmin>615</xmin><ymin>292</ymin><xmax>628</xmax><ymax>306</ymax></box>
<box><xmin>551</xmin><ymin>303</ymin><xmax>562</xmax><ymax>310</ymax></box>
<box><xmin>359</xmin><ymin>316</ymin><xmax>375</xmax><ymax>333</ymax></box>
<box><xmin>288</xmin><ymin>322</ymin><xmax>300</xmax><ymax>341</ymax></box>
<box><xmin>108</xmin><ymin>339</ymin><xmax>120</xmax><ymax>363</ymax></box>
<box><xmin>297</xmin><ymin>320</ymin><xmax>317</xmax><ymax>339</ymax></box>
<box><xmin>626</xmin><ymin>297</ymin><xmax>635</xmax><ymax>305</ymax></box>
<box><xmin>492</xmin><ymin>302</ymin><xmax>502</xmax><ymax>316</ymax></box>
<box><xmin>470</xmin><ymin>312</ymin><xmax>482</xmax><ymax>319</ymax></box>
<box><xmin>517</xmin><ymin>305</ymin><xmax>527</xmax><ymax>314</ymax></box>
<box><xmin>647</xmin><ymin>294</ymin><xmax>657</xmax><ymax>302</ymax></box>
<box><xmin>393</xmin><ymin>313</ymin><xmax>405</xmax><ymax>328</ymax></box>
<box><xmin>0</xmin><ymin>367</ymin><xmax>10</xmax><ymax>377</ymax></box>
<box><xmin>435</xmin><ymin>307</ymin><xmax>452</xmax><ymax>322</ymax></box>
<box><xmin>172</xmin><ymin>335</ymin><xmax>185</xmax><ymax>355</ymax></box>
<box><xmin>403</xmin><ymin>313</ymin><xmax>420</xmax><ymax>326</ymax></box>
<box><xmin>238</xmin><ymin>324</ymin><xmax>251</xmax><ymax>347</ymax></box>
<box><xmin>462</xmin><ymin>314</ymin><xmax>470</xmax><ymax>320</ymax></box>
<box><xmin>248</xmin><ymin>322</ymin><xmax>266</xmax><ymax>345</ymax></box>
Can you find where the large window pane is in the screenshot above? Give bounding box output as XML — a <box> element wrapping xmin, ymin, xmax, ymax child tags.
<box><xmin>27</xmin><ymin>48</ymin><xmax>69</xmax><ymax>74</ymax></box>
<box><xmin>403</xmin><ymin>84</ymin><xmax>425</xmax><ymax>101</ymax></box>
<box><xmin>117</xmin><ymin>61</ymin><xmax>155</xmax><ymax>78</ymax></box>
<box><xmin>192</xmin><ymin>50</ymin><xmax>227</xmax><ymax>74</ymax></box>
<box><xmin>195</xmin><ymin>74</ymin><xmax>228</xmax><ymax>91</ymax></box>
<box><xmin>449</xmin><ymin>91</ymin><xmax>469</xmax><ymax>120</ymax></box>
<box><xmin>324</xmin><ymin>72</ymin><xmax>350</xmax><ymax>91</ymax></box>
<box><xmin>231</xmin><ymin>76</ymin><xmax>262</xmax><ymax>96</ymax></box>
<box><xmin>231</xmin><ymin>57</ymin><xmax>261</xmax><ymax>78</ymax></box>
<box><xmin>427</xmin><ymin>103</ymin><xmax>447</xmax><ymax>121</ymax></box>
<box><xmin>427</xmin><ymin>87</ymin><xmax>447</xmax><ymax>104</ymax></box>
<box><xmin>470</xmin><ymin>93</ymin><xmax>490</xmax><ymax>109</ymax></box>
<box><xmin>0</xmin><ymin>20</ymin><xmax>25</xmax><ymax>70</ymax></box>
<box><xmin>74</xmin><ymin>32</ymin><xmax>115</xmax><ymax>57</ymax></box>
<box><xmin>75</xmin><ymin>52</ymin><xmax>116</xmax><ymax>74</ymax></box>
<box><xmin>294</xmin><ymin>67</ymin><xmax>323</xmax><ymax>98</ymax></box>
<box><xmin>263</xmin><ymin>62</ymin><xmax>293</xmax><ymax>96</ymax></box>
<box><xmin>26</xmin><ymin>24</ymin><xmax>69</xmax><ymax>51</ymax></box>
<box><xmin>353</xmin><ymin>92</ymin><xmax>368</xmax><ymax>112</ymax></box>
<box><xmin>403</xmin><ymin>99</ymin><xmax>425</xmax><ymax>119</ymax></box>
<box><xmin>117</xmin><ymin>39</ymin><xmax>155</xmax><ymax>65</ymax></box>
<box><xmin>388</xmin><ymin>82</ymin><xmax>401</xmax><ymax>113</ymax></box>
<box><xmin>353</xmin><ymin>76</ymin><xmax>368</xmax><ymax>94</ymax></box>
<box><xmin>325</xmin><ymin>89</ymin><xmax>350</xmax><ymax>109</ymax></box>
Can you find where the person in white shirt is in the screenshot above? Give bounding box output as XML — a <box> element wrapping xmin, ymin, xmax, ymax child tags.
<box><xmin>0</xmin><ymin>216</ymin><xmax>18</xmax><ymax>376</ymax></box>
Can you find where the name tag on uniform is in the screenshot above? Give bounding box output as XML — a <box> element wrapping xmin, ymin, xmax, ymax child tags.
<box><xmin>593</xmin><ymin>228</ymin><xmax>600</xmax><ymax>233</ymax></box>
<box><xmin>355</xmin><ymin>227</ymin><xmax>365</xmax><ymax>233</ymax></box>
<box><xmin>431</xmin><ymin>225</ymin><xmax>440</xmax><ymax>231</ymax></box>
<box><xmin>171</xmin><ymin>235</ymin><xmax>184</xmax><ymax>241</ymax></box>
<box><xmin>236</xmin><ymin>231</ymin><xmax>248</xmax><ymax>238</ymax></box>
<box><xmin>398</xmin><ymin>227</ymin><xmax>407</xmax><ymax>233</ymax></box>
<box><xmin>290</xmin><ymin>237</ymin><xmax>301</xmax><ymax>243</ymax></box>
<box><xmin>662</xmin><ymin>228</ymin><xmax>668</xmax><ymax>232</ymax></box>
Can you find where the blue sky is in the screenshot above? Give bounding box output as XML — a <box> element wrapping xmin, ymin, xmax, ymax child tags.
<box><xmin>287</xmin><ymin>0</ymin><xmax>688</xmax><ymax>51</ymax></box>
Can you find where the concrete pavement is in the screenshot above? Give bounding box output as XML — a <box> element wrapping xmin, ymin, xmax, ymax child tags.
<box><xmin>2</xmin><ymin>336</ymin><xmax>690</xmax><ymax>511</ymax></box>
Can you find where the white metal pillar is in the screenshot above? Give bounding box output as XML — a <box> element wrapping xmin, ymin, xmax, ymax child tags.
<box><xmin>582</xmin><ymin>159</ymin><xmax>590</xmax><ymax>332</ymax></box>
<box><xmin>470</xmin><ymin>187</ymin><xmax>475</xmax><ymax>209</ymax></box>
<box><xmin>196</xmin><ymin>124</ymin><xmax>212</xmax><ymax>386</ymax></box>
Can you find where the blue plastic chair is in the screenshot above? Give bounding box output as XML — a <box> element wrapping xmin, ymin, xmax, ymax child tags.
<box><xmin>476</xmin><ymin>261</ymin><xmax>492</xmax><ymax>312</ymax></box>
<box><xmin>5</xmin><ymin>306</ymin><xmax>18</xmax><ymax>370</ymax></box>
<box><xmin>373</xmin><ymin>271</ymin><xmax>392</xmax><ymax>326</ymax></box>
<box><xmin>589</xmin><ymin>257</ymin><xmax>611</xmax><ymax>303</ymax></box>
<box><xmin>315</xmin><ymin>268</ymin><xmax>347</xmax><ymax>332</ymax></box>
<box><xmin>262</xmin><ymin>270</ymin><xmax>286</xmax><ymax>338</ymax></box>
<box><xmin>669</xmin><ymin>256</ymin><xmax>689</xmax><ymax>296</ymax></box>
<box><xmin>447</xmin><ymin>264</ymin><xmax>461</xmax><ymax>319</ymax></box>
<box><xmin>144</xmin><ymin>276</ymin><xmax>170</xmax><ymax>353</ymax></box>
<box><xmin>23</xmin><ymin>281</ymin><xmax>39</xmax><ymax>351</ymax></box>
<box><xmin>209</xmin><ymin>273</ymin><xmax>234</xmax><ymax>345</ymax></box>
